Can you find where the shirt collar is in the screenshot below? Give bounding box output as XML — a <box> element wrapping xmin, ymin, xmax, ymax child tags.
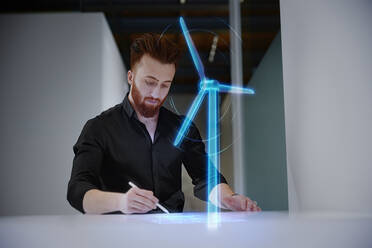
<box><xmin>122</xmin><ymin>93</ymin><xmax>166</xmax><ymax>143</ymax></box>
<box><xmin>122</xmin><ymin>93</ymin><xmax>136</xmax><ymax>119</ymax></box>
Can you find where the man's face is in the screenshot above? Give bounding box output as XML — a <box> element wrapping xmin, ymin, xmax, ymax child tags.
<box><xmin>128</xmin><ymin>54</ymin><xmax>175</xmax><ymax>118</ymax></box>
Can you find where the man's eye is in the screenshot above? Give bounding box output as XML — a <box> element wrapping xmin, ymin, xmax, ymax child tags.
<box><xmin>146</xmin><ymin>81</ymin><xmax>156</xmax><ymax>86</ymax></box>
<box><xmin>161</xmin><ymin>84</ymin><xmax>170</xmax><ymax>88</ymax></box>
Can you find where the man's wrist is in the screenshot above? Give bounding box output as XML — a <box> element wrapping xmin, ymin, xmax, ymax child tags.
<box><xmin>116</xmin><ymin>193</ymin><xmax>126</xmax><ymax>213</ymax></box>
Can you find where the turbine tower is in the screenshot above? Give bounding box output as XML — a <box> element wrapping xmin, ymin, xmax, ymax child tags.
<box><xmin>174</xmin><ymin>17</ymin><xmax>255</xmax><ymax>214</ymax></box>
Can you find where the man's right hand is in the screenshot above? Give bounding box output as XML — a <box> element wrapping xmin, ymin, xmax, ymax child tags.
<box><xmin>119</xmin><ymin>187</ymin><xmax>159</xmax><ymax>214</ymax></box>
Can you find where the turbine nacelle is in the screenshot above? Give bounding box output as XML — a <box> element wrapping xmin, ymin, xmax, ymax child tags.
<box><xmin>199</xmin><ymin>78</ymin><xmax>219</xmax><ymax>91</ymax></box>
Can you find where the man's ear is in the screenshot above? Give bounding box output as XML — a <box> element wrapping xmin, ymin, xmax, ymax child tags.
<box><xmin>127</xmin><ymin>70</ymin><xmax>133</xmax><ymax>86</ymax></box>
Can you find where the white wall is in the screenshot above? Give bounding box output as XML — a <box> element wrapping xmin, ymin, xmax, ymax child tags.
<box><xmin>0</xmin><ymin>13</ymin><xmax>127</xmax><ymax>215</ymax></box>
<box><xmin>280</xmin><ymin>0</ymin><xmax>372</xmax><ymax>213</ymax></box>
<box><xmin>101</xmin><ymin>18</ymin><xmax>127</xmax><ymax>110</ymax></box>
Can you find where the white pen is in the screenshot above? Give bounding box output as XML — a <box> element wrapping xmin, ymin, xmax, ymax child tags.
<box><xmin>128</xmin><ymin>181</ymin><xmax>170</xmax><ymax>214</ymax></box>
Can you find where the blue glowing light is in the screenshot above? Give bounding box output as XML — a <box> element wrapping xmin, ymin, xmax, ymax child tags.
<box><xmin>174</xmin><ymin>17</ymin><xmax>255</xmax><ymax>216</ymax></box>
<box><xmin>179</xmin><ymin>17</ymin><xmax>206</xmax><ymax>80</ymax></box>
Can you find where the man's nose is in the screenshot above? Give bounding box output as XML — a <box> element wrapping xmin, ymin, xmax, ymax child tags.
<box><xmin>151</xmin><ymin>86</ymin><xmax>161</xmax><ymax>99</ymax></box>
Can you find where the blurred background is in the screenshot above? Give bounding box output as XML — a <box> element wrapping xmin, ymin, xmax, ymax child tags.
<box><xmin>1</xmin><ymin>0</ymin><xmax>371</xmax><ymax>216</ymax></box>
<box><xmin>0</xmin><ymin>0</ymin><xmax>286</xmax><ymax>214</ymax></box>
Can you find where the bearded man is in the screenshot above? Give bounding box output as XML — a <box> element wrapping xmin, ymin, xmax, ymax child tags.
<box><xmin>67</xmin><ymin>33</ymin><xmax>260</xmax><ymax>214</ymax></box>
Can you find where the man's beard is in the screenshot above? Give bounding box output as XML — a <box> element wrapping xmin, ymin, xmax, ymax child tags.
<box><xmin>131</xmin><ymin>82</ymin><xmax>166</xmax><ymax>118</ymax></box>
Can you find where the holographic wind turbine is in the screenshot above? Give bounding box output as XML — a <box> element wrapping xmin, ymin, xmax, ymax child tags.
<box><xmin>174</xmin><ymin>17</ymin><xmax>255</xmax><ymax>214</ymax></box>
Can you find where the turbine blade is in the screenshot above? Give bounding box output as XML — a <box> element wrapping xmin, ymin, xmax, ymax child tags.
<box><xmin>179</xmin><ymin>17</ymin><xmax>206</xmax><ymax>80</ymax></box>
<box><xmin>173</xmin><ymin>89</ymin><xmax>207</xmax><ymax>146</ymax></box>
<box><xmin>217</xmin><ymin>83</ymin><xmax>255</xmax><ymax>94</ymax></box>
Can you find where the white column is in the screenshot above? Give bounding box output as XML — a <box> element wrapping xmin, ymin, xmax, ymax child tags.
<box><xmin>229</xmin><ymin>0</ymin><xmax>246</xmax><ymax>194</ymax></box>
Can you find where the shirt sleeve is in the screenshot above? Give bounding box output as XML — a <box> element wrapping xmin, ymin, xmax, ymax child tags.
<box><xmin>67</xmin><ymin>118</ymin><xmax>105</xmax><ymax>213</ymax></box>
<box><xmin>181</xmin><ymin>122</ymin><xmax>227</xmax><ymax>202</ymax></box>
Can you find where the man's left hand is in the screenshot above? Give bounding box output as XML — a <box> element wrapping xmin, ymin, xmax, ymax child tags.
<box><xmin>222</xmin><ymin>194</ymin><xmax>261</xmax><ymax>212</ymax></box>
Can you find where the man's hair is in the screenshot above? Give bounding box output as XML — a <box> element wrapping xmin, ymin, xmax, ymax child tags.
<box><xmin>130</xmin><ymin>33</ymin><xmax>180</xmax><ymax>70</ymax></box>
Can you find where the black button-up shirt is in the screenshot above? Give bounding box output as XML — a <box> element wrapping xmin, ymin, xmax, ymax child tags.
<box><xmin>67</xmin><ymin>94</ymin><xmax>227</xmax><ymax>214</ymax></box>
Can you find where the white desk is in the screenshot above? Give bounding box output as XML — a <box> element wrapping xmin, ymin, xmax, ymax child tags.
<box><xmin>1</xmin><ymin>212</ymin><xmax>371</xmax><ymax>248</ymax></box>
